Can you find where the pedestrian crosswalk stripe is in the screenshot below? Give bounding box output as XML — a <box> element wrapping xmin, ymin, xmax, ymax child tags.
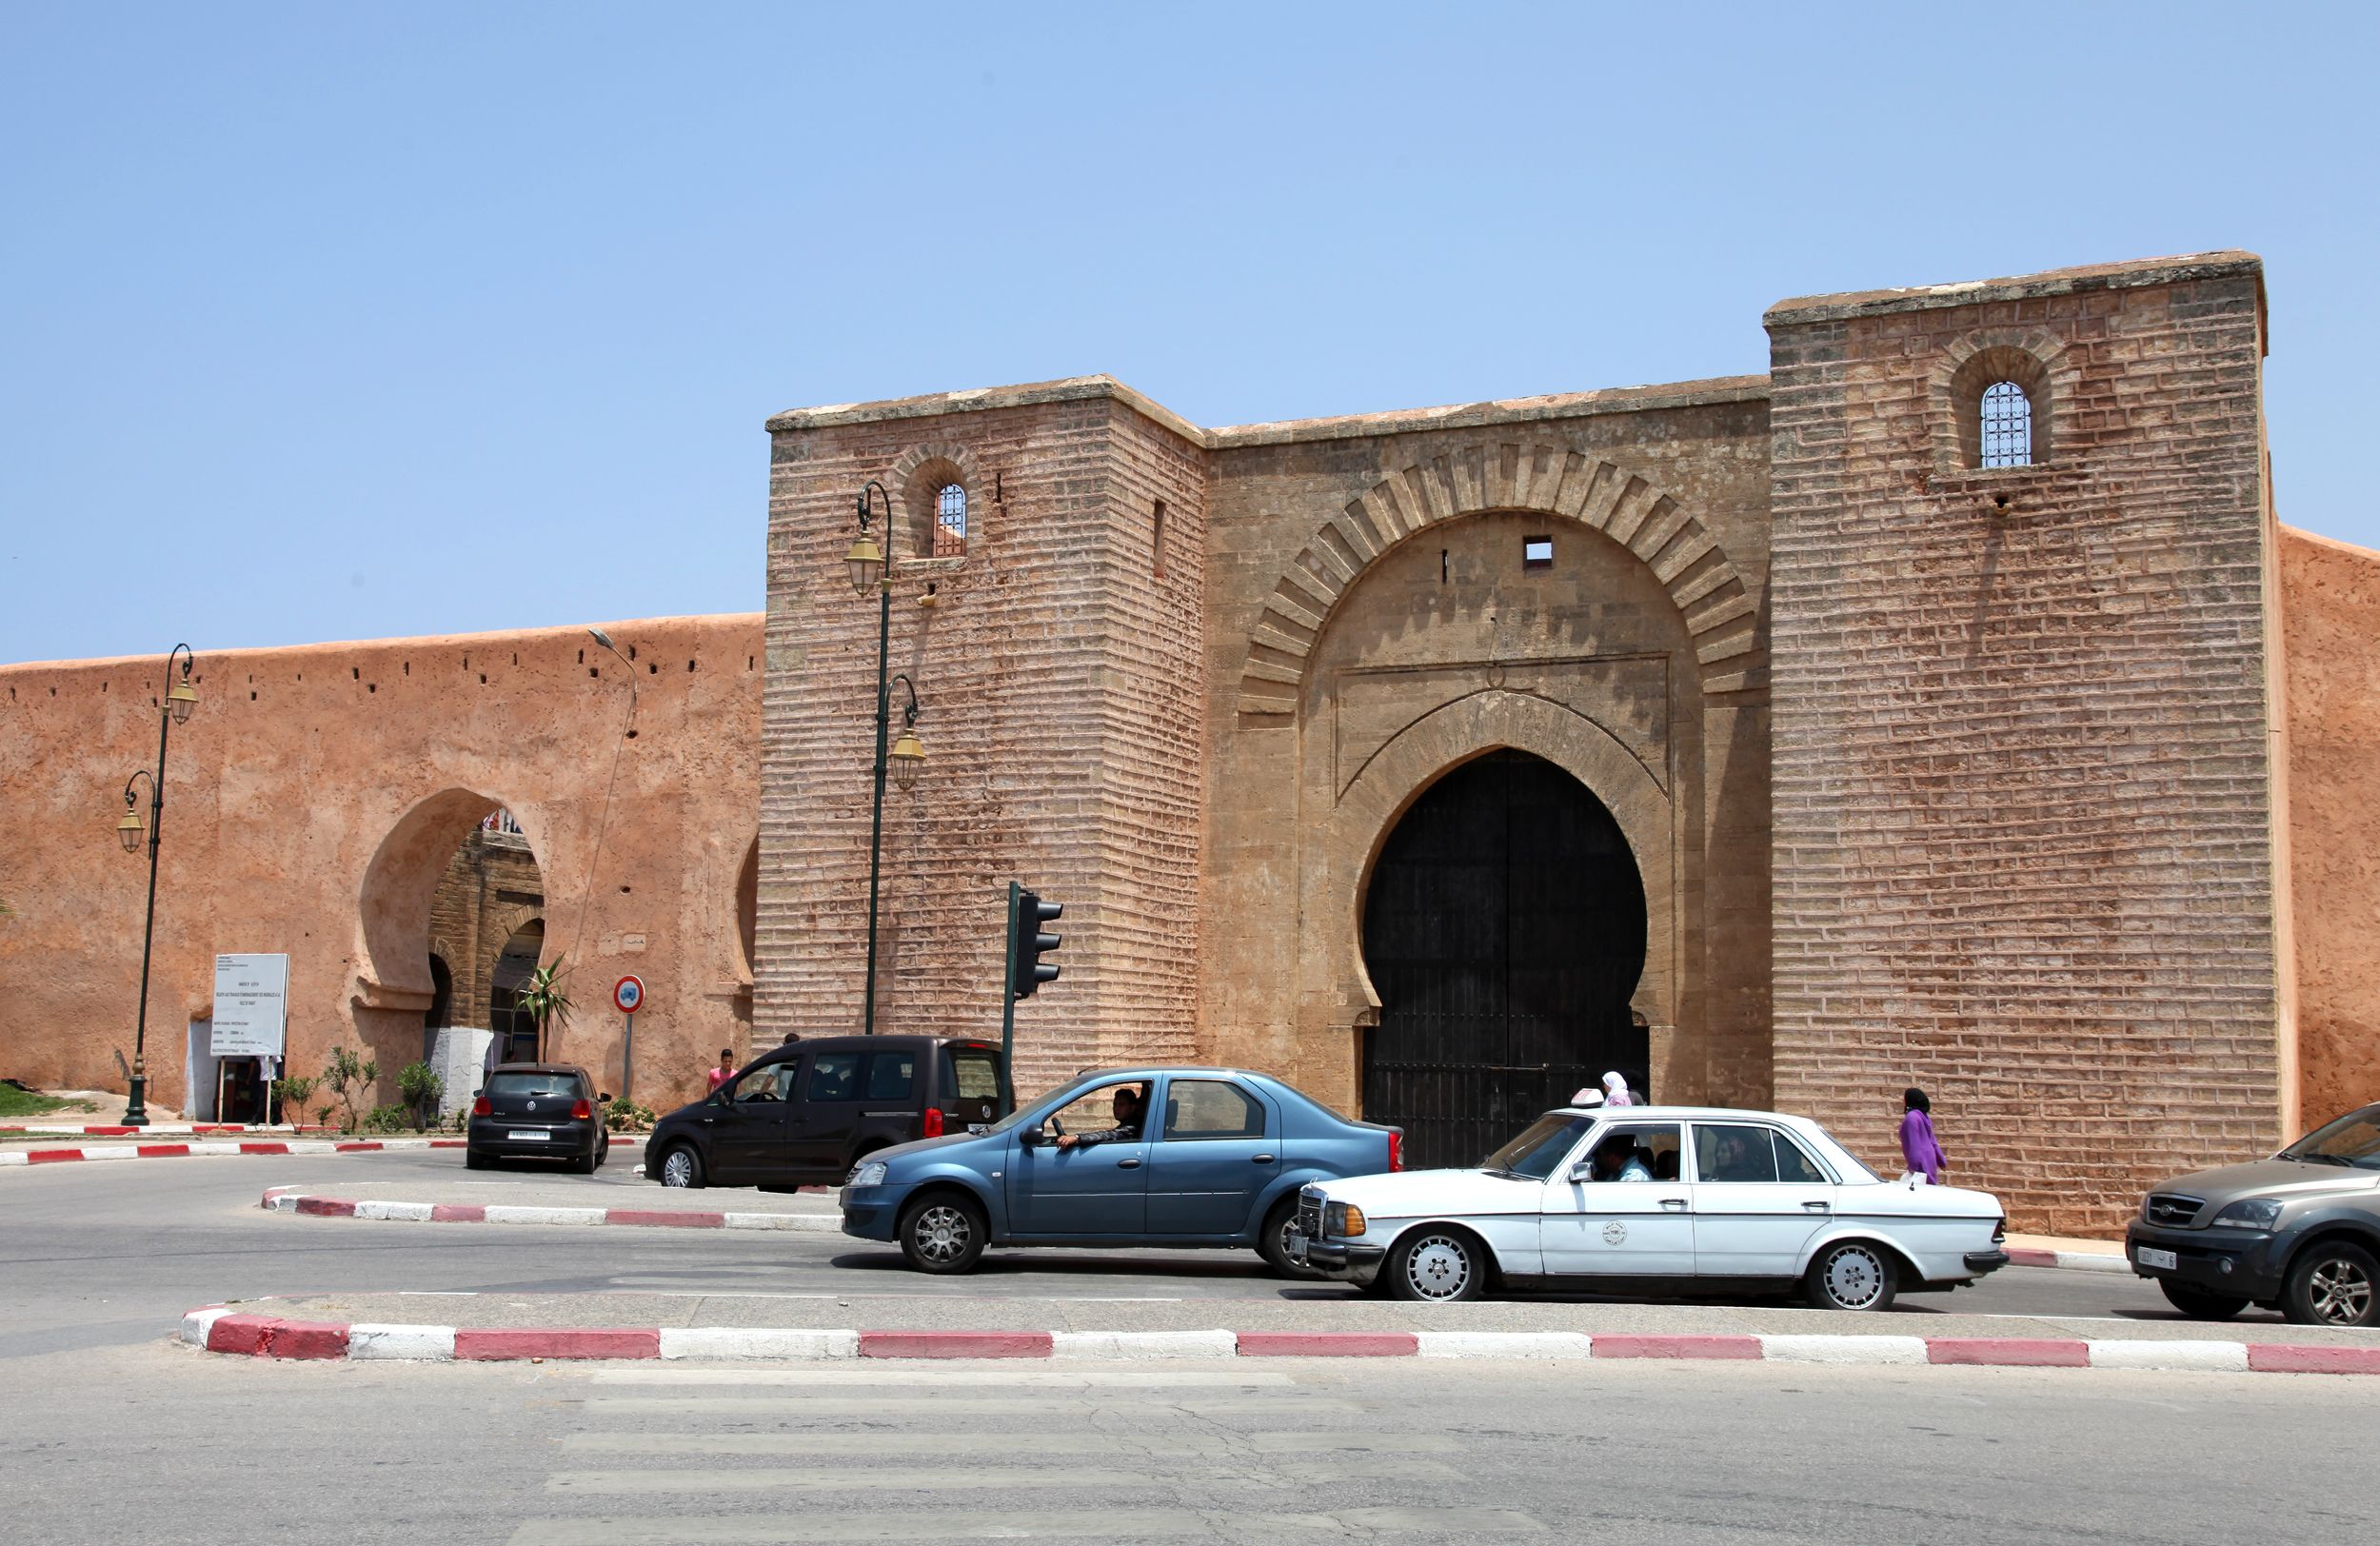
<box><xmin>581</xmin><ymin>1395</ymin><xmax>1363</xmax><ymax>1417</ymax></box>
<box><xmin>545</xmin><ymin>1458</ymin><xmax>1462</xmax><ymax>1496</ymax></box>
<box><xmin>508</xmin><ymin>1507</ymin><xmax>1545</xmax><ymax>1543</ymax></box>
<box><xmin>561</xmin><ymin>1431</ymin><xmax>1464</xmax><ymax>1457</ymax></box>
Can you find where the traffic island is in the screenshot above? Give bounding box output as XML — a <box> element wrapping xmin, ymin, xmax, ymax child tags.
<box><xmin>259</xmin><ymin>1185</ymin><xmax>833</xmax><ymax>1231</ymax></box>
<box><xmin>177</xmin><ymin>1290</ymin><xmax>2380</xmax><ymax>1375</ymax></box>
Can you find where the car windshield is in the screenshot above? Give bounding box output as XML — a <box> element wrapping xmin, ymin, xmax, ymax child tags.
<box><xmin>2280</xmin><ymin>1106</ymin><xmax>2380</xmax><ymax>1169</ymax></box>
<box><xmin>982</xmin><ymin>1071</ymin><xmax>1105</xmax><ymax>1136</ymax></box>
<box><xmin>1481</xmin><ymin>1114</ymin><xmax>1595</xmax><ymax>1179</ymax></box>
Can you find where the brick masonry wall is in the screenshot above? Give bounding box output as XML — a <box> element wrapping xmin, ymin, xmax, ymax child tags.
<box><xmin>2280</xmin><ymin>525</ymin><xmax>2380</xmax><ymax>1122</ymax></box>
<box><xmin>0</xmin><ymin>616</ymin><xmax>762</xmax><ymax>1115</ymax></box>
<box><xmin>758</xmin><ymin>384</ymin><xmax>1205</xmax><ymax>1101</ymax></box>
<box><xmin>1765</xmin><ymin>256</ymin><xmax>2282</xmax><ymax>1232</ymax></box>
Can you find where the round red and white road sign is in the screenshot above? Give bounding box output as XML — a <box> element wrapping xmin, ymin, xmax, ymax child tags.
<box><xmin>612</xmin><ymin>975</ymin><xmax>645</xmax><ymax>1014</ymax></box>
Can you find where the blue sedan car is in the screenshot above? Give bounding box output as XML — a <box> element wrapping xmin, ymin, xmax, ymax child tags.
<box><xmin>838</xmin><ymin>1065</ymin><xmax>1403</xmax><ymax>1276</ymax></box>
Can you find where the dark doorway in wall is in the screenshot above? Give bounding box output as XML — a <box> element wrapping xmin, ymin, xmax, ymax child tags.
<box><xmin>1359</xmin><ymin>749</ymin><xmax>1648</xmax><ymax>1171</ymax></box>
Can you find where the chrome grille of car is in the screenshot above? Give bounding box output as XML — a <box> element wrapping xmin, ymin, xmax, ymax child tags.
<box><xmin>1297</xmin><ymin>1190</ymin><xmax>1323</xmax><ymax>1238</ymax></box>
<box><xmin>2144</xmin><ymin>1193</ymin><xmax>2205</xmax><ymax>1228</ymax></box>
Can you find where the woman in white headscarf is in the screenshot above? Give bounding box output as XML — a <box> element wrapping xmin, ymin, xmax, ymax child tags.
<box><xmin>1600</xmin><ymin>1071</ymin><xmax>1636</xmax><ymax>1108</ymax></box>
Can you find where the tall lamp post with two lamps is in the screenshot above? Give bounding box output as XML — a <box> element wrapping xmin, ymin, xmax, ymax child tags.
<box><xmin>110</xmin><ymin>643</ymin><xmax>199</xmax><ymax>1128</ymax></box>
<box><xmin>843</xmin><ymin>481</ymin><xmax>926</xmax><ymax>1036</ymax></box>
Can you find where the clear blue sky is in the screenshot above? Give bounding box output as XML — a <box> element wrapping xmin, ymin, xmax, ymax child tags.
<box><xmin>5</xmin><ymin>3</ymin><xmax>2372</xmax><ymax>664</ymax></box>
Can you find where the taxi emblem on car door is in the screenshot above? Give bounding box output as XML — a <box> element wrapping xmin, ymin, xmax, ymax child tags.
<box><xmin>1603</xmin><ymin>1220</ymin><xmax>1627</xmax><ymax>1245</ymax></box>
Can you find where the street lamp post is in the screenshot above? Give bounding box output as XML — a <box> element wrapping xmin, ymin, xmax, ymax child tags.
<box><xmin>845</xmin><ymin>482</ymin><xmax>927</xmax><ymax>1036</ymax></box>
<box><xmin>110</xmin><ymin>643</ymin><xmax>198</xmax><ymax>1128</ymax></box>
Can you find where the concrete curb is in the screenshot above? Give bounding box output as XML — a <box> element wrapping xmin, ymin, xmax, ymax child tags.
<box><xmin>2004</xmin><ymin>1247</ymin><xmax>2131</xmax><ymax>1275</ymax></box>
<box><xmin>177</xmin><ymin>1307</ymin><xmax>2380</xmax><ymax>1375</ymax></box>
<box><xmin>2</xmin><ymin>1136</ymin><xmax>648</xmax><ymax>1169</ymax></box>
<box><xmin>258</xmin><ymin>1187</ymin><xmax>835</xmax><ymax>1231</ymax></box>
<box><xmin>0</xmin><ymin>1123</ymin><xmax>341</xmax><ymax>1137</ymax></box>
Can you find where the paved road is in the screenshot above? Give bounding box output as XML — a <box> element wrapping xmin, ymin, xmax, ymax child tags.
<box><xmin>6</xmin><ymin>1344</ymin><xmax>2370</xmax><ymax>1544</ymax></box>
<box><xmin>0</xmin><ymin>1148</ymin><xmax>2276</xmax><ymax>1362</ymax></box>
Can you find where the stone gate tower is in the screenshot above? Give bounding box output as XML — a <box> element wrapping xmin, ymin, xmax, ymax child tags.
<box><xmin>757</xmin><ymin>384</ymin><xmax>1208</xmax><ymax>1095</ymax></box>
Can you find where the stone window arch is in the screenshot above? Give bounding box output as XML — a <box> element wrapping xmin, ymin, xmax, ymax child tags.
<box><xmin>1943</xmin><ymin>341</ymin><xmax>2061</xmax><ymax>469</ymax></box>
<box><xmin>887</xmin><ymin>442</ymin><xmax>986</xmax><ymax>563</ymax></box>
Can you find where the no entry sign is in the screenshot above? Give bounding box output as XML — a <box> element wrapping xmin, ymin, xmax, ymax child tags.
<box><xmin>613</xmin><ymin>975</ymin><xmax>645</xmax><ymax>1015</ymax></box>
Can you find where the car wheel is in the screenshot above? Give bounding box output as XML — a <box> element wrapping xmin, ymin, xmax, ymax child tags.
<box><xmin>1804</xmin><ymin>1239</ymin><xmax>1897</xmax><ymax>1312</ymax></box>
<box><xmin>1387</xmin><ymin>1228</ymin><xmax>1486</xmax><ymax>1303</ymax></box>
<box><xmin>898</xmin><ymin>1193</ymin><xmax>987</xmax><ymax>1275</ymax></box>
<box><xmin>569</xmin><ymin>1145</ymin><xmax>598</xmax><ymax>1176</ymax></box>
<box><xmin>466</xmin><ymin>1148</ymin><xmax>490</xmax><ymax>1171</ymax></box>
<box><xmin>2157</xmin><ymin>1279</ymin><xmax>2249</xmax><ymax>1320</ymax></box>
<box><xmin>2283</xmin><ymin>1240</ymin><xmax>2380</xmax><ymax>1327</ymax></box>
<box><xmin>657</xmin><ymin>1144</ymin><xmax>704</xmax><ymax>1189</ymax></box>
<box><xmin>1258</xmin><ymin>1196</ymin><xmax>1324</xmax><ymax>1279</ymax></box>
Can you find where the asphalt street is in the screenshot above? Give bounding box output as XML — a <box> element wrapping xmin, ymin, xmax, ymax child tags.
<box><xmin>6</xmin><ymin>1343</ymin><xmax>2372</xmax><ymax>1544</ymax></box>
<box><xmin>5</xmin><ymin>1150</ymin><xmax>2370</xmax><ymax>1544</ymax></box>
<box><xmin>0</xmin><ymin>1147</ymin><xmax>2291</xmax><ymax>1363</ymax></box>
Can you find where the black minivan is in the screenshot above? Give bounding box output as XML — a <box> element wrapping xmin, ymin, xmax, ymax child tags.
<box><xmin>645</xmin><ymin>1036</ymin><xmax>1002</xmax><ymax>1190</ymax></box>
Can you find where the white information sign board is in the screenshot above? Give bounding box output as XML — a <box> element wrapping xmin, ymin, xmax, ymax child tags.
<box><xmin>211</xmin><ymin>954</ymin><xmax>289</xmax><ymax>1058</ymax></box>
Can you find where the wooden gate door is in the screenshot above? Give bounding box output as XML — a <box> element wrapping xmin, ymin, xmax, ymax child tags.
<box><xmin>1359</xmin><ymin>750</ymin><xmax>1648</xmax><ymax>1170</ymax></box>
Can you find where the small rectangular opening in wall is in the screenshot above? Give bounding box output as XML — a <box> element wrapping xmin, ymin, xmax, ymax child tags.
<box><xmin>1153</xmin><ymin>499</ymin><xmax>1167</xmax><ymax>580</ymax></box>
<box><xmin>1522</xmin><ymin>536</ymin><xmax>1554</xmax><ymax>570</ymax></box>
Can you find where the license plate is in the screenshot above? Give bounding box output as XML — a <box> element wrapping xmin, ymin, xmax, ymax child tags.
<box><xmin>1287</xmin><ymin>1230</ymin><xmax>1310</xmax><ymax>1260</ymax></box>
<box><xmin>507</xmin><ymin>1130</ymin><xmax>548</xmax><ymax>1142</ymax></box>
<box><xmin>966</xmin><ymin>1123</ymin><xmax>990</xmax><ymax>1136</ymax></box>
<box><xmin>2137</xmin><ymin>1246</ymin><xmax>2177</xmax><ymax>1272</ymax></box>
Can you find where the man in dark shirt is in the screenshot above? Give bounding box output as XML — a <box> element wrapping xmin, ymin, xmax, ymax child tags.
<box><xmin>1057</xmin><ymin>1084</ymin><xmax>1146</xmax><ymax>1150</ymax></box>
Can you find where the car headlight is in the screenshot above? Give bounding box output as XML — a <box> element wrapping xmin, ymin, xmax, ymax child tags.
<box><xmin>2211</xmin><ymin>1198</ymin><xmax>2283</xmax><ymax>1230</ymax></box>
<box><xmin>845</xmin><ymin>1160</ymin><xmax>888</xmax><ymax>1189</ymax></box>
<box><xmin>1323</xmin><ymin>1202</ymin><xmax>1368</xmax><ymax>1238</ymax></box>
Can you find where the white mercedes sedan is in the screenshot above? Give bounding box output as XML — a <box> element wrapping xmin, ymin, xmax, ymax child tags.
<box><xmin>1289</xmin><ymin>1105</ymin><xmax>2009</xmax><ymax>1308</ymax></box>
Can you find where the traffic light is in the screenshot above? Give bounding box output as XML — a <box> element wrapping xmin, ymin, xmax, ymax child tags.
<box><xmin>1011</xmin><ymin>888</ymin><xmax>1063</xmax><ymax>1000</ymax></box>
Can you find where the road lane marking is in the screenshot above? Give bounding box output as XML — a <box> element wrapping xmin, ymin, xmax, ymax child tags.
<box><xmin>508</xmin><ymin>1507</ymin><xmax>1543</xmax><ymax>1542</ymax></box>
<box><xmin>580</xmin><ymin>1396</ymin><xmax>1363</xmax><ymax>1417</ymax></box>
<box><xmin>587</xmin><ymin>1368</ymin><xmax>1292</xmax><ymax>1387</ymax></box>
<box><xmin>559</xmin><ymin>1432</ymin><xmax>1463</xmax><ymax>1457</ymax></box>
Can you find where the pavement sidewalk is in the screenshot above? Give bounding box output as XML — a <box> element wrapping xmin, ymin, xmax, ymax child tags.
<box><xmin>261</xmin><ymin>1179</ymin><xmax>830</xmax><ymax>1229</ymax></box>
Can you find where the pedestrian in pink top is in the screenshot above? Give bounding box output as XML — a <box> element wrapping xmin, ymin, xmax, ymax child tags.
<box><xmin>1899</xmin><ymin>1086</ymin><xmax>1947</xmax><ymax>1183</ymax></box>
<box><xmin>706</xmin><ymin>1049</ymin><xmax>737</xmax><ymax>1094</ymax></box>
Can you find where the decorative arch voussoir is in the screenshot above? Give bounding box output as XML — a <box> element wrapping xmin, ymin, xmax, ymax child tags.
<box><xmin>1232</xmin><ymin>445</ymin><xmax>1765</xmax><ymax>723</ymax></box>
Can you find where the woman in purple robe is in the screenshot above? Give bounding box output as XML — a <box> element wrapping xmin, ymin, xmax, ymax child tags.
<box><xmin>1899</xmin><ymin>1087</ymin><xmax>1947</xmax><ymax>1183</ymax></box>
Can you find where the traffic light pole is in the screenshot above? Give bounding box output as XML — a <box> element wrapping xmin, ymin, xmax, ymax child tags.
<box><xmin>998</xmin><ymin>882</ymin><xmax>1020</xmax><ymax>1116</ymax></box>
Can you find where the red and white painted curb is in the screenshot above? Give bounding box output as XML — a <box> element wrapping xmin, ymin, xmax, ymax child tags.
<box><xmin>260</xmin><ymin>1187</ymin><xmax>834</xmax><ymax>1231</ymax></box>
<box><xmin>2004</xmin><ymin>1247</ymin><xmax>2130</xmax><ymax>1276</ymax></box>
<box><xmin>2</xmin><ymin>1138</ymin><xmax>467</xmax><ymax>1167</ymax></box>
<box><xmin>175</xmin><ymin>1307</ymin><xmax>2380</xmax><ymax>1375</ymax></box>
<box><xmin>3</xmin><ymin>1135</ymin><xmax>649</xmax><ymax>1169</ymax></box>
<box><xmin>0</xmin><ymin>1123</ymin><xmax>340</xmax><ymax>1137</ymax></box>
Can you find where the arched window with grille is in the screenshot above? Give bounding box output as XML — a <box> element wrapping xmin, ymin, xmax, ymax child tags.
<box><xmin>1978</xmin><ymin>380</ymin><xmax>2033</xmax><ymax>467</ymax></box>
<box><xmin>934</xmin><ymin>483</ymin><xmax>967</xmax><ymax>556</ymax></box>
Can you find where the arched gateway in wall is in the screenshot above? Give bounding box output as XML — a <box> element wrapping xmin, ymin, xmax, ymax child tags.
<box><xmin>1253</xmin><ymin>444</ymin><xmax>1761</xmax><ymax>1124</ymax></box>
<box><xmin>1360</xmin><ymin>749</ymin><xmax>1648</xmax><ymax>1169</ymax></box>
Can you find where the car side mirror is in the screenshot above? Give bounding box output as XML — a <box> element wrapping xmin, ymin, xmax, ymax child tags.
<box><xmin>1567</xmin><ymin>1160</ymin><xmax>1596</xmax><ymax>1183</ymax></box>
<box><xmin>1019</xmin><ymin>1128</ymin><xmax>1045</xmax><ymax>1148</ymax></box>
<box><xmin>598</xmin><ymin>1092</ymin><xmax>612</xmax><ymax>1104</ymax></box>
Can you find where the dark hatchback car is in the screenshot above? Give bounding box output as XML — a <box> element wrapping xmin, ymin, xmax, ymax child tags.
<box><xmin>466</xmin><ymin>1063</ymin><xmax>610</xmax><ymax>1173</ymax></box>
<box><xmin>2127</xmin><ymin>1101</ymin><xmax>2380</xmax><ymax>1327</ymax></box>
<box><xmin>646</xmin><ymin>1035</ymin><xmax>1002</xmax><ymax>1191</ymax></box>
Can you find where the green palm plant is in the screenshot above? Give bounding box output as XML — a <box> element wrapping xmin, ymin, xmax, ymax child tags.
<box><xmin>515</xmin><ymin>955</ymin><xmax>577</xmax><ymax>1062</ymax></box>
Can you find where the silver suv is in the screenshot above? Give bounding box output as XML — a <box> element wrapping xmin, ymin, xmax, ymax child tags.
<box><xmin>2126</xmin><ymin>1103</ymin><xmax>2380</xmax><ymax>1327</ymax></box>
